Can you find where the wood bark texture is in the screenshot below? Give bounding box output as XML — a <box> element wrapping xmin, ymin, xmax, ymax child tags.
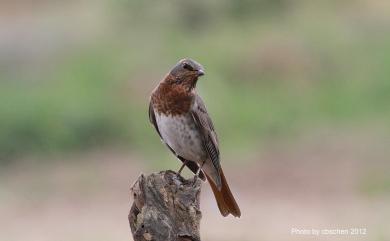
<box><xmin>129</xmin><ymin>170</ymin><xmax>202</xmax><ymax>241</ymax></box>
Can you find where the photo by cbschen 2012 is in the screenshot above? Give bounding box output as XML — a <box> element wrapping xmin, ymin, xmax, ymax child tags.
<box><xmin>1</xmin><ymin>1</ymin><xmax>389</xmax><ymax>241</ymax></box>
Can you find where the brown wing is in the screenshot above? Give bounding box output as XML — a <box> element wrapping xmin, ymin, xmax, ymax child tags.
<box><xmin>190</xmin><ymin>95</ymin><xmax>221</xmax><ymax>172</ymax></box>
<box><xmin>148</xmin><ymin>101</ymin><xmax>205</xmax><ymax>181</ymax></box>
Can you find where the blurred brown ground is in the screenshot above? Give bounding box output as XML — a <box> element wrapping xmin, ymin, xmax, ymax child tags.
<box><xmin>1</xmin><ymin>129</ymin><xmax>389</xmax><ymax>241</ymax></box>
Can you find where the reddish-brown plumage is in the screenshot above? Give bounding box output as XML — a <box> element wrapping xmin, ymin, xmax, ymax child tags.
<box><xmin>206</xmin><ymin>168</ymin><xmax>241</xmax><ymax>217</ymax></box>
<box><xmin>151</xmin><ymin>74</ymin><xmax>195</xmax><ymax>116</ymax></box>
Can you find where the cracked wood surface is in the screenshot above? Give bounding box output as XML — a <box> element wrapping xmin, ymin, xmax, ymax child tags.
<box><xmin>129</xmin><ymin>170</ymin><xmax>202</xmax><ymax>241</ymax></box>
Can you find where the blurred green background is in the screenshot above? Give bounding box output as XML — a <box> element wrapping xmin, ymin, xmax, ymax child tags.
<box><xmin>1</xmin><ymin>1</ymin><xmax>389</xmax><ymax>241</ymax></box>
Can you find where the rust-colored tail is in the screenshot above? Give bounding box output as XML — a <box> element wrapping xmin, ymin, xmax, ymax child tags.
<box><xmin>205</xmin><ymin>168</ymin><xmax>241</xmax><ymax>217</ymax></box>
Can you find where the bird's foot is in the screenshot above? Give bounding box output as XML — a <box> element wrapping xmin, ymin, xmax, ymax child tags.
<box><xmin>192</xmin><ymin>165</ymin><xmax>202</xmax><ymax>186</ymax></box>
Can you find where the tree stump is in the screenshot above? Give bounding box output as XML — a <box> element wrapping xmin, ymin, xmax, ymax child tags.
<box><xmin>129</xmin><ymin>170</ymin><xmax>202</xmax><ymax>241</ymax></box>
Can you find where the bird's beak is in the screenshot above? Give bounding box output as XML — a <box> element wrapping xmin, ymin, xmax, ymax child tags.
<box><xmin>197</xmin><ymin>69</ymin><xmax>205</xmax><ymax>77</ymax></box>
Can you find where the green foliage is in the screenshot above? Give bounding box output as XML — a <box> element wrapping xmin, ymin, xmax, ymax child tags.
<box><xmin>1</xmin><ymin>1</ymin><xmax>390</xmax><ymax>161</ymax></box>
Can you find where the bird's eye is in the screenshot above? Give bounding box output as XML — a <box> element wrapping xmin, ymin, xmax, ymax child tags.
<box><xmin>183</xmin><ymin>63</ymin><xmax>193</xmax><ymax>71</ymax></box>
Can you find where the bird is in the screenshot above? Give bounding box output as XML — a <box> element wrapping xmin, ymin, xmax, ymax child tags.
<box><xmin>148</xmin><ymin>58</ymin><xmax>241</xmax><ymax>217</ymax></box>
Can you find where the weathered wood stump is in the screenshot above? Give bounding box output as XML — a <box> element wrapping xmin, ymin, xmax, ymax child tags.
<box><xmin>129</xmin><ymin>170</ymin><xmax>202</xmax><ymax>241</ymax></box>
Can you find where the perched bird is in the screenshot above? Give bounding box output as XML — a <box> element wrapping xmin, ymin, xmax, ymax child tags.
<box><xmin>148</xmin><ymin>58</ymin><xmax>241</xmax><ymax>217</ymax></box>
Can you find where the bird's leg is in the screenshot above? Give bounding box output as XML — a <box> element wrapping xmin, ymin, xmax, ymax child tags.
<box><xmin>176</xmin><ymin>159</ymin><xmax>188</xmax><ymax>177</ymax></box>
<box><xmin>193</xmin><ymin>160</ymin><xmax>206</xmax><ymax>185</ymax></box>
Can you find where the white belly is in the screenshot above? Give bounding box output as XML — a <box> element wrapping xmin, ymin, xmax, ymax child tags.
<box><xmin>155</xmin><ymin>113</ymin><xmax>205</xmax><ymax>162</ymax></box>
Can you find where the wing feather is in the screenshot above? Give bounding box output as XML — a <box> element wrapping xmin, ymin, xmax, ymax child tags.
<box><xmin>190</xmin><ymin>95</ymin><xmax>221</xmax><ymax>171</ymax></box>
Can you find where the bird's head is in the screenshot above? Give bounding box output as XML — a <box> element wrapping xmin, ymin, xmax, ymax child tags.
<box><xmin>166</xmin><ymin>58</ymin><xmax>205</xmax><ymax>91</ymax></box>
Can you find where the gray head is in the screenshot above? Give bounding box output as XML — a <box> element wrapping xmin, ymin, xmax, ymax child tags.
<box><xmin>170</xmin><ymin>58</ymin><xmax>205</xmax><ymax>78</ymax></box>
<box><xmin>166</xmin><ymin>58</ymin><xmax>205</xmax><ymax>90</ymax></box>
